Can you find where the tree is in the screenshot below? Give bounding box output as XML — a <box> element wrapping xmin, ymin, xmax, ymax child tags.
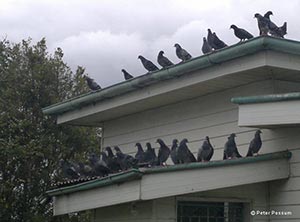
<box><xmin>0</xmin><ymin>38</ymin><xmax>99</xmax><ymax>222</ymax></box>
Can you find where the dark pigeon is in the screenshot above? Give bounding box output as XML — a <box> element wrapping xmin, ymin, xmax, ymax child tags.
<box><xmin>224</xmin><ymin>133</ymin><xmax>242</xmax><ymax>160</ymax></box>
<box><xmin>135</xmin><ymin>142</ymin><xmax>145</xmax><ymax>163</ymax></box>
<box><xmin>114</xmin><ymin>146</ymin><xmax>138</xmax><ymax>170</ymax></box>
<box><xmin>84</xmin><ymin>75</ymin><xmax>101</xmax><ymax>91</ymax></box>
<box><xmin>230</xmin><ymin>25</ymin><xmax>254</xmax><ymax>41</ymax></box>
<box><xmin>197</xmin><ymin>136</ymin><xmax>214</xmax><ymax>162</ymax></box>
<box><xmin>59</xmin><ymin>159</ymin><xmax>80</xmax><ymax>180</ymax></box>
<box><xmin>156</xmin><ymin>138</ymin><xmax>171</xmax><ymax>166</ymax></box>
<box><xmin>176</xmin><ymin>138</ymin><xmax>196</xmax><ymax>164</ymax></box>
<box><xmin>254</xmin><ymin>13</ymin><xmax>269</xmax><ymax>36</ymax></box>
<box><xmin>88</xmin><ymin>153</ymin><xmax>111</xmax><ymax>177</ymax></box>
<box><xmin>202</xmin><ymin>37</ymin><xmax>213</xmax><ymax>54</ymax></box>
<box><xmin>138</xmin><ymin>55</ymin><xmax>159</xmax><ymax>72</ymax></box>
<box><xmin>246</xmin><ymin>130</ymin><xmax>262</xmax><ymax>157</ymax></box>
<box><xmin>207</xmin><ymin>29</ymin><xmax>217</xmax><ymax>50</ymax></box>
<box><xmin>122</xmin><ymin>69</ymin><xmax>134</xmax><ymax>80</ymax></box>
<box><xmin>105</xmin><ymin>146</ymin><xmax>122</xmax><ymax>172</ymax></box>
<box><xmin>157</xmin><ymin>51</ymin><xmax>174</xmax><ymax>68</ymax></box>
<box><xmin>170</xmin><ymin>139</ymin><xmax>179</xmax><ymax>164</ymax></box>
<box><xmin>143</xmin><ymin>142</ymin><xmax>157</xmax><ymax>166</ymax></box>
<box><xmin>264</xmin><ymin>11</ymin><xmax>279</xmax><ymax>34</ymax></box>
<box><xmin>212</xmin><ymin>32</ymin><xmax>228</xmax><ymax>49</ymax></box>
<box><xmin>174</xmin><ymin>43</ymin><xmax>192</xmax><ymax>62</ymax></box>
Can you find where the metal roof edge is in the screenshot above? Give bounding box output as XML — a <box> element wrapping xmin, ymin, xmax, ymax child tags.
<box><xmin>42</xmin><ymin>36</ymin><xmax>300</xmax><ymax>116</ymax></box>
<box><xmin>231</xmin><ymin>92</ymin><xmax>300</xmax><ymax>104</ymax></box>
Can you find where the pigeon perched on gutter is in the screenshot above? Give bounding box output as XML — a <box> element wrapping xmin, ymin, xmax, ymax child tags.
<box><xmin>84</xmin><ymin>75</ymin><xmax>101</xmax><ymax>91</ymax></box>
<box><xmin>174</xmin><ymin>43</ymin><xmax>192</xmax><ymax>62</ymax></box>
<box><xmin>177</xmin><ymin>138</ymin><xmax>196</xmax><ymax>163</ymax></box>
<box><xmin>122</xmin><ymin>69</ymin><xmax>134</xmax><ymax>80</ymax></box>
<box><xmin>135</xmin><ymin>142</ymin><xmax>145</xmax><ymax>163</ymax></box>
<box><xmin>207</xmin><ymin>29</ymin><xmax>217</xmax><ymax>50</ymax></box>
<box><xmin>197</xmin><ymin>136</ymin><xmax>214</xmax><ymax>162</ymax></box>
<box><xmin>156</xmin><ymin>138</ymin><xmax>171</xmax><ymax>166</ymax></box>
<box><xmin>246</xmin><ymin>130</ymin><xmax>262</xmax><ymax>157</ymax></box>
<box><xmin>223</xmin><ymin>133</ymin><xmax>242</xmax><ymax>159</ymax></box>
<box><xmin>114</xmin><ymin>146</ymin><xmax>138</xmax><ymax>170</ymax></box>
<box><xmin>254</xmin><ymin>13</ymin><xmax>269</xmax><ymax>36</ymax></box>
<box><xmin>143</xmin><ymin>142</ymin><xmax>157</xmax><ymax>166</ymax></box>
<box><xmin>105</xmin><ymin>146</ymin><xmax>122</xmax><ymax>172</ymax></box>
<box><xmin>212</xmin><ymin>32</ymin><xmax>228</xmax><ymax>49</ymax></box>
<box><xmin>157</xmin><ymin>51</ymin><xmax>174</xmax><ymax>68</ymax></box>
<box><xmin>88</xmin><ymin>152</ymin><xmax>111</xmax><ymax>177</ymax></box>
<box><xmin>59</xmin><ymin>159</ymin><xmax>80</xmax><ymax>179</ymax></box>
<box><xmin>170</xmin><ymin>139</ymin><xmax>179</xmax><ymax>164</ymax></box>
<box><xmin>230</xmin><ymin>25</ymin><xmax>254</xmax><ymax>41</ymax></box>
<box><xmin>201</xmin><ymin>37</ymin><xmax>213</xmax><ymax>54</ymax></box>
<box><xmin>138</xmin><ymin>55</ymin><xmax>159</xmax><ymax>72</ymax></box>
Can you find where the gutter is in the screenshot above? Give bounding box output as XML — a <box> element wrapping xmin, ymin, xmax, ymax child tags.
<box><xmin>231</xmin><ymin>92</ymin><xmax>300</xmax><ymax>104</ymax></box>
<box><xmin>42</xmin><ymin>37</ymin><xmax>300</xmax><ymax>116</ymax></box>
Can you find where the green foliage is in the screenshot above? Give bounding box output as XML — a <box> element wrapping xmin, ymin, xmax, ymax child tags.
<box><xmin>0</xmin><ymin>38</ymin><xmax>98</xmax><ymax>222</ymax></box>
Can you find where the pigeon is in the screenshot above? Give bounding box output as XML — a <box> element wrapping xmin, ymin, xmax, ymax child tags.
<box><xmin>273</xmin><ymin>22</ymin><xmax>287</xmax><ymax>38</ymax></box>
<box><xmin>264</xmin><ymin>11</ymin><xmax>279</xmax><ymax>34</ymax></box>
<box><xmin>177</xmin><ymin>138</ymin><xmax>196</xmax><ymax>164</ymax></box>
<box><xmin>83</xmin><ymin>75</ymin><xmax>101</xmax><ymax>91</ymax></box>
<box><xmin>59</xmin><ymin>159</ymin><xmax>80</xmax><ymax>179</ymax></box>
<box><xmin>157</xmin><ymin>51</ymin><xmax>174</xmax><ymax>68</ymax></box>
<box><xmin>88</xmin><ymin>153</ymin><xmax>111</xmax><ymax>177</ymax></box>
<box><xmin>78</xmin><ymin>162</ymin><xmax>93</xmax><ymax>178</ymax></box>
<box><xmin>246</xmin><ymin>130</ymin><xmax>262</xmax><ymax>157</ymax></box>
<box><xmin>223</xmin><ymin>133</ymin><xmax>242</xmax><ymax>160</ymax></box>
<box><xmin>156</xmin><ymin>138</ymin><xmax>171</xmax><ymax>165</ymax></box>
<box><xmin>212</xmin><ymin>32</ymin><xmax>228</xmax><ymax>49</ymax></box>
<box><xmin>170</xmin><ymin>139</ymin><xmax>179</xmax><ymax>164</ymax></box>
<box><xmin>105</xmin><ymin>146</ymin><xmax>122</xmax><ymax>172</ymax></box>
<box><xmin>254</xmin><ymin>13</ymin><xmax>269</xmax><ymax>36</ymax></box>
<box><xmin>135</xmin><ymin>142</ymin><xmax>145</xmax><ymax>163</ymax></box>
<box><xmin>122</xmin><ymin>69</ymin><xmax>134</xmax><ymax>80</ymax></box>
<box><xmin>230</xmin><ymin>25</ymin><xmax>254</xmax><ymax>41</ymax></box>
<box><xmin>174</xmin><ymin>43</ymin><xmax>192</xmax><ymax>62</ymax></box>
<box><xmin>202</xmin><ymin>37</ymin><xmax>213</xmax><ymax>54</ymax></box>
<box><xmin>114</xmin><ymin>146</ymin><xmax>138</xmax><ymax>170</ymax></box>
<box><xmin>143</xmin><ymin>142</ymin><xmax>157</xmax><ymax>166</ymax></box>
<box><xmin>138</xmin><ymin>55</ymin><xmax>159</xmax><ymax>72</ymax></box>
<box><xmin>207</xmin><ymin>29</ymin><xmax>217</xmax><ymax>50</ymax></box>
<box><xmin>197</xmin><ymin>136</ymin><xmax>214</xmax><ymax>162</ymax></box>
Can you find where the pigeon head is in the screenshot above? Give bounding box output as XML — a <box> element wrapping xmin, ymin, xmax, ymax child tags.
<box><xmin>205</xmin><ymin>136</ymin><xmax>210</xmax><ymax>141</ymax></box>
<box><xmin>254</xmin><ymin>13</ymin><xmax>263</xmax><ymax>19</ymax></box>
<box><xmin>135</xmin><ymin>143</ymin><xmax>143</xmax><ymax>150</ymax></box>
<box><xmin>121</xmin><ymin>69</ymin><xmax>126</xmax><ymax>73</ymax></box>
<box><xmin>114</xmin><ymin>146</ymin><xmax>121</xmax><ymax>153</ymax></box>
<box><xmin>138</xmin><ymin>55</ymin><xmax>144</xmax><ymax>60</ymax></box>
<box><xmin>158</xmin><ymin>50</ymin><xmax>164</xmax><ymax>56</ymax></box>
<box><xmin>256</xmin><ymin>130</ymin><xmax>262</xmax><ymax>134</ymax></box>
<box><xmin>203</xmin><ymin>37</ymin><xmax>207</xmax><ymax>42</ymax></box>
<box><xmin>174</xmin><ymin>43</ymin><xmax>181</xmax><ymax>49</ymax></box>
<box><xmin>230</xmin><ymin>24</ymin><xmax>237</xmax><ymax>30</ymax></box>
<box><xmin>229</xmin><ymin>133</ymin><xmax>236</xmax><ymax>138</ymax></box>
<box><xmin>207</xmin><ymin>29</ymin><xmax>212</xmax><ymax>34</ymax></box>
<box><xmin>172</xmin><ymin>139</ymin><xmax>178</xmax><ymax>144</ymax></box>
<box><xmin>156</xmin><ymin>138</ymin><xmax>164</xmax><ymax>145</ymax></box>
<box><xmin>265</xmin><ymin>11</ymin><xmax>273</xmax><ymax>17</ymax></box>
<box><xmin>146</xmin><ymin>142</ymin><xmax>152</xmax><ymax>150</ymax></box>
<box><xmin>105</xmin><ymin>147</ymin><xmax>114</xmax><ymax>156</ymax></box>
<box><xmin>181</xmin><ymin>138</ymin><xmax>189</xmax><ymax>144</ymax></box>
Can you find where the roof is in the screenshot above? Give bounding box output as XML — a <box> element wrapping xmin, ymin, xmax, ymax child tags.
<box><xmin>47</xmin><ymin>150</ymin><xmax>291</xmax><ymax>197</ymax></box>
<box><xmin>43</xmin><ymin>36</ymin><xmax>300</xmax><ymax>117</ymax></box>
<box><xmin>232</xmin><ymin>92</ymin><xmax>300</xmax><ymax>104</ymax></box>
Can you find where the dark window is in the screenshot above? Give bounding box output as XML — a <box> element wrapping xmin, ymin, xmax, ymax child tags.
<box><xmin>177</xmin><ymin>201</ymin><xmax>244</xmax><ymax>222</ymax></box>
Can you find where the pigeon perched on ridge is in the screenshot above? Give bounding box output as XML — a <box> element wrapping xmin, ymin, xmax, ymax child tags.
<box><xmin>207</xmin><ymin>29</ymin><xmax>217</xmax><ymax>50</ymax></box>
<box><xmin>138</xmin><ymin>55</ymin><xmax>159</xmax><ymax>72</ymax></box>
<box><xmin>223</xmin><ymin>133</ymin><xmax>242</xmax><ymax>160</ymax></box>
<box><xmin>105</xmin><ymin>146</ymin><xmax>122</xmax><ymax>172</ymax></box>
<box><xmin>246</xmin><ymin>130</ymin><xmax>262</xmax><ymax>157</ymax></box>
<box><xmin>202</xmin><ymin>37</ymin><xmax>213</xmax><ymax>54</ymax></box>
<box><xmin>157</xmin><ymin>51</ymin><xmax>174</xmax><ymax>68</ymax></box>
<box><xmin>122</xmin><ymin>69</ymin><xmax>134</xmax><ymax>80</ymax></box>
<box><xmin>59</xmin><ymin>159</ymin><xmax>80</xmax><ymax>180</ymax></box>
<box><xmin>156</xmin><ymin>138</ymin><xmax>171</xmax><ymax>166</ymax></box>
<box><xmin>143</xmin><ymin>142</ymin><xmax>157</xmax><ymax>166</ymax></box>
<box><xmin>177</xmin><ymin>138</ymin><xmax>196</xmax><ymax>164</ymax></box>
<box><xmin>212</xmin><ymin>32</ymin><xmax>228</xmax><ymax>49</ymax></box>
<box><xmin>264</xmin><ymin>11</ymin><xmax>279</xmax><ymax>34</ymax></box>
<box><xmin>88</xmin><ymin>153</ymin><xmax>111</xmax><ymax>177</ymax></box>
<box><xmin>170</xmin><ymin>139</ymin><xmax>179</xmax><ymax>164</ymax></box>
<box><xmin>254</xmin><ymin>13</ymin><xmax>269</xmax><ymax>36</ymax></box>
<box><xmin>135</xmin><ymin>142</ymin><xmax>145</xmax><ymax>163</ymax></box>
<box><xmin>174</xmin><ymin>43</ymin><xmax>192</xmax><ymax>62</ymax></box>
<box><xmin>84</xmin><ymin>75</ymin><xmax>101</xmax><ymax>91</ymax></box>
<box><xmin>273</xmin><ymin>22</ymin><xmax>287</xmax><ymax>38</ymax></box>
<box><xmin>114</xmin><ymin>146</ymin><xmax>138</xmax><ymax>170</ymax></box>
<box><xmin>197</xmin><ymin>136</ymin><xmax>214</xmax><ymax>162</ymax></box>
<box><xmin>230</xmin><ymin>25</ymin><xmax>254</xmax><ymax>41</ymax></box>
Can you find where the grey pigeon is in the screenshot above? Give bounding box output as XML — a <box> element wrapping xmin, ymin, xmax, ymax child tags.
<box><xmin>246</xmin><ymin>130</ymin><xmax>262</xmax><ymax>157</ymax></box>
<box><xmin>156</xmin><ymin>138</ymin><xmax>171</xmax><ymax>165</ymax></box>
<box><xmin>157</xmin><ymin>51</ymin><xmax>174</xmax><ymax>68</ymax></box>
<box><xmin>59</xmin><ymin>159</ymin><xmax>80</xmax><ymax>179</ymax></box>
<box><xmin>202</xmin><ymin>37</ymin><xmax>213</xmax><ymax>54</ymax></box>
<box><xmin>78</xmin><ymin>162</ymin><xmax>93</xmax><ymax>178</ymax></box>
<box><xmin>177</xmin><ymin>138</ymin><xmax>196</xmax><ymax>164</ymax></box>
<box><xmin>84</xmin><ymin>75</ymin><xmax>101</xmax><ymax>91</ymax></box>
<box><xmin>264</xmin><ymin>11</ymin><xmax>279</xmax><ymax>34</ymax></box>
<box><xmin>114</xmin><ymin>146</ymin><xmax>138</xmax><ymax>170</ymax></box>
<box><xmin>88</xmin><ymin>153</ymin><xmax>111</xmax><ymax>177</ymax></box>
<box><xmin>212</xmin><ymin>32</ymin><xmax>228</xmax><ymax>49</ymax></box>
<box><xmin>105</xmin><ymin>146</ymin><xmax>122</xmax><ymax>172</ymax></box>
<box><xmin>230</xmin><ymin>25</ymin><xmax>254</xmax><ymax>41</ymax></box>
<box><xmin>197</xmin><ymin>136</ymin><xmax>214</xmax><ymax>162</ymax></box>
<box><xmin>143</xmin><ymin>142</ymin><xmax>157</xmax><ymax>166</ymax></box>
<box><xmin>170</xmin><ymin>139</ymin><xmax>179</xmax><ymax>164</ymax></box>
<box><xmin>207</xmin><ymin>29</ymin><xmax>217</xmax><ymax>49</ymax></box>
<box><xmin>264</xmin><ymin>11</ymin><xmax>287</xmax><ymax>38</ymax></box>
<box><xmin>138</xmin><ymin>55</ymin><xmax>159</xmax><ymax>72</ymax></box>
<box><xmin>174</xmin><ymin>43</ymin><xmax>192</xmax><ymax>62</ymax></box>
<box><xmin>135</xmin><ymin>142</ymin><xmax>145</xmax><ymax>163</ymax></box>
<box><xmin>223</xmin><ymin>133</ymin><xmax>242</xmax><ymax>160</ymax></box>
<box><xmin>254</xmin><ymin>13</ymin><xmax>269</xmax><ymax>36</ymax></box>
<box><xmin>122</xmin><ymin>69</ymin><xmax>134</xmax><ymax>80</ymax></box>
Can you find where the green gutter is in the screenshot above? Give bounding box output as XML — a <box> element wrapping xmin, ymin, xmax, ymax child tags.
<box><xmin>47</xmin><ymin>169</ymin><xmax>143</xmax><ymax>196</ymax></box>
<box><xmin>47</xmin><ymin>151</ymin><xmax>291</xmax><ymax>196</ymax></box>
<box><xmin>231</xmin><ymin>92</ymin><xmax>300</xmax><ymax>104</ymax></box>
<box><xmin>43</xmin><ymin>37</ymin><xmax>300</xmax><ymax>116</ymax></box>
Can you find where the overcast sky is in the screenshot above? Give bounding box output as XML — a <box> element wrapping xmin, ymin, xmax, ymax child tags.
<box><xmin>1</xmin><ymin>0</ymin><xmax>299</xmax><ymax>87</ymax></box>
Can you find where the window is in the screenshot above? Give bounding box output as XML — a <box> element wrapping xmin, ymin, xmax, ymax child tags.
<box><xmin>177</xmin><ymin>201</ymin><xmax>244</xmax><ymax>222</ymax></box>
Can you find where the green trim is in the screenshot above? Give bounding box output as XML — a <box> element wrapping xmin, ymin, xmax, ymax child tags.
<box><xmin>43</xmin><ymin>36</ymin><xmax>300</xmax><ymax>116</ymax></box>
<box><xmin>48</xmin><ymin>151</ymin><xmax>291</xmax><ymax>196</ymax></box>
<box><xmin>47</xmin><ymin>169</ymin><xmax>143</xmax><ymax>196</ymax></box>
<box><xmin>231</xmin><ymin>92</ymin><xmax>300</xmax><ymax>104</ymax></box>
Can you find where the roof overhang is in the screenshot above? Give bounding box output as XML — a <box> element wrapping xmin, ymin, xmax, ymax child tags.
<box><xmin>48</xmin><ymin>151</ymin><xmax>291</xmax><ymax>215</ymax></box>
<box><xmin>232</xmin><ymin>93</ymin><xmax>300</xmax><ymax>127</ymax></box>
<box><xmin>42</xmin><ymin>37</ymin><xmax>300</xmax><ymax>126</ymax></box>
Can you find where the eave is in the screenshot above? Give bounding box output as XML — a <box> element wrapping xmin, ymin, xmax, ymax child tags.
<box><xmin>48</xmin><ymin>151</ymin><xmax>291</xmax><ymax>215</ymax></box>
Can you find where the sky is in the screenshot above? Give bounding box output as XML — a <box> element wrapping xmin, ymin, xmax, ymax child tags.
<box><xmin>1</xmin><ymin>0</ymin><xmax>299</xmax><ymax>87</ymax></box>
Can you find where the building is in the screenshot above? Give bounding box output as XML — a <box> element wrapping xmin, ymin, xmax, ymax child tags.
<box><xmin>43</xmin><ymin>36</ymin><xmax>300</xmax><ymax>222</ymax></box>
